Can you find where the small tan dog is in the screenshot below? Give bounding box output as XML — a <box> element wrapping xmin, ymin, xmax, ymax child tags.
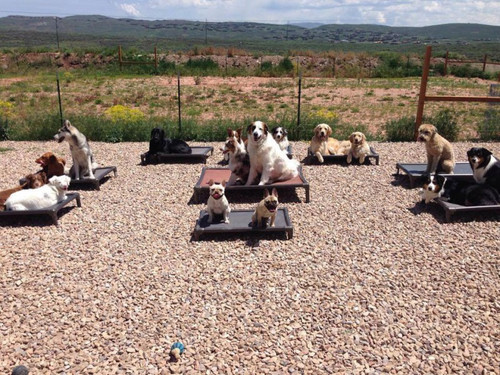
<box><xmin>417</xmin><ymin>124</ymin><xmax>455</xmax><ymax>174</ymax></box>
<box><xmin>206</xmin><ymin>179</ymin><xmax>230</xmax><ymax>224</ymax></box>
<box><xmin>347</xmin><ymin>131</ymin><xmax>371</xmax><ymax>164</ymax></box>
<box><xmin>252</xmin><ymin>188</ymin><xmax>279</xmax><ymax>228</ymax></box>
<box><xmin>310</xmin><ymin>123</ymin><xmax>339</xmax><ymax>163</ymax></box>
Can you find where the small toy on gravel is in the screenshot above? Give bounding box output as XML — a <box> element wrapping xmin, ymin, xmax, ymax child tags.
<box><xmin>170</xmin><ymin>342</ymin><xmax>185</xmax><ymax>361</ymax></box>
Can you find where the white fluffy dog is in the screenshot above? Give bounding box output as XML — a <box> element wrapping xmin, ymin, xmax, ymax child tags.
<box><xmin>5</xmin><ymin>175</ymin><xmax>71</xmax><ymax>211</ymax></box>
<box><xmin>245</xmin><ymin>121</ymin><xmax>299</xmax><ymax>185</ymax></box>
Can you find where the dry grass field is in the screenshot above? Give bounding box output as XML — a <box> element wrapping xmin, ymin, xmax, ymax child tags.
<box><xmin>0</xmin><ymin>139</ymin><xmax>499</xmax><ymax>374</ymax></box>
<box><xmin>1</xmin><ymin>74</ymin><xmax>497</xmax><ymax>139</ymax></box>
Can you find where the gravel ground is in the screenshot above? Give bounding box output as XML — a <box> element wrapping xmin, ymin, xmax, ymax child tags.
<box><xmin>0</xmin><ymin>140</ymin><xmax>499</xmax><ymax>374</ymax></box>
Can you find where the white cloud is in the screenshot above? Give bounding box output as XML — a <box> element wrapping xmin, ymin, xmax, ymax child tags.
<box><xmin>120</xmin><ymin>3</ymin><xmax>142</xmax><ymax>17</ymax></box>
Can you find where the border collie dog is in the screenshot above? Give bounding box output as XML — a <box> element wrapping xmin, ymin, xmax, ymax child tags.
<box><xmin>271</xmin><ymin>126</ymin><xmax>289</xmax><ymax>151</ymax></box>
<box><xmin>419</xmin><ymin>173</ymin><xmax>500</xmax><ymax>206</ymax></box>
<box><xmin>467</xmin><ymin>147</ymin><xmax>500</xmax><ymax>191</ymax></box>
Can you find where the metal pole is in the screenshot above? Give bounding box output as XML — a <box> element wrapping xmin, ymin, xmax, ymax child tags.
<box><xmin>177</xmin><ymin>71</ymin><xmax>182</xmax><ymax>133</ymax></box>
<box><xmin>56</xmin><ymin>71</ymin><xmax>64</xmax><ymax>127</ymax></box>
<box><xmin>415</xmin><ymin>45</ymin><xmax>432</xmax><ymax>140</ymax></box>
<box><xmin>297</xmin><ymin>72</ymin><xmax>302</xmax><ymax>140</ymax></box>
<box><xmin>55</xmin><ymin>17</ymin><xmax>60</xmax><ymax>51</ymax></box>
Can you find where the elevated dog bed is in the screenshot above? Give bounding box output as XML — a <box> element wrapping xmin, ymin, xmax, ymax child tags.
<box><xmin>307</xmin><ymin>146</ymin><xmax>379</xmax><ymax>165</ymax></box>
<box><xmin>0</xmin><ymin>192</ymin><xmax>81</xmax><ymax>225</ymax></box>
<box><xmin>141</xmin><ymin>146</ymin><xmax>214</xmax><ymax>165</ymax></box>
<box><xmin>193</xmin><ymin>166</ymin><xmax>310</xmax><ymax>203</ymax></box>
<box><xmin>435</xmin><ymin>198</ymin><xmax>500</xmax><ymax>223</ymax></box>
<box><xmin>70</xmin><ymin>166</ymin><xmax>117</xmax><ymax>190</ymax></box>
<box><xmin>192</xmin><ymin>207</ymin><xmax>293</xmax><ymax>240</ymax></box>
<box><xmin>395</xmin><ymin>162</ymin><xmax>472</xmax><ymax>188</ymax></box>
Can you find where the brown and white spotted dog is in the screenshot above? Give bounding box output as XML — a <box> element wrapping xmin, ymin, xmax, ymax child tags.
<box><xmin>417</xmin><ymin>123</ymin><xmax>455</xmax><ymax>174</ymax></box>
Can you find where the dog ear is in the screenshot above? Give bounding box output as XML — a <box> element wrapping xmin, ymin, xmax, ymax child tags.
<box><xmin>63</xmin><ymin>119</ymin><xmax>72</xmax><ymax>129</ymax></box>
<box><xmin>263</xmin><ymin>122</ymin><xmax>269</xmax><ymax>135</ymax></box>
<box><xmin>49</xmin><ymin>154</ymin><xmax>58</xmax><ymax>163</ymax></box>
<box><xmin>283</xmin><ymin>128</ymin><xmax>288</xmax><ymax>136</ymax></box>
<box><xmin>60</xmin><ymin>157</ymin><xmax>66</xmax><ymax>166</ymax></box>
<box><xmin>326</xmin><ymin>125</ymin><xmax>332</xmax><ymax>137</ymax></box>
<box><xmin>361</xmin><ymin>133</ymin><xmax>366</xmax><ymax>142</ymax></box>
<box><xmin>482</xmin><ymin>148</ymin><xmax>492</xmax><ymax>157</ymax></box>
<box><xmin>246</xmin><ymin>123</ymin><xmax>253</xmax><ymax>134</ymax></box>
<box><xmin>221</xmin><ymin>180</ymin><xmax>227</xmax><ymax>187</ymax></box>
<box><xmin>208</xmin><ymin>179</ymin><xmax>214</xmax><ymax>186</ymax></box>
<box><xmin>160</xmin><ymin>129</ymin><xmax>166</xmax><ymax>139</ymax></box>
<box><xmin>349</xmin><ymin>133</ymin><xmax>355</xmax><ymax>143</ymax></box>
<box><xmin>40</xmin><ymin>172</ymin><xmax>48</xmax><ymax>183</ymax></box>
<box><xmin>227</xmin><ymin>128</ymin><xmax>233</xmax><ymax>137</ymax></box>
<box><xmin>263</xmin><ymin>189</ymin><xmax>270</xmax><ymax>198</ymax></box>
<box><xmin>272</xmin><ymin>188</ymin><xmax>278</xmax><ymax>199</ymax></box>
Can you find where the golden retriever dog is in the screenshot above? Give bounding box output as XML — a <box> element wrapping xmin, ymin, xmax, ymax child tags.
<box><xmin>347</xmin><ymin>131</ymin><xmax>371</xmax><ymax>164</ymax></box>
<box><xmin>417</xmin><ymin>124</ymin><xmax>455</xmax><ymax>174</ymax></box>
<box><xmin>309</xmin><ymin>123</ymin><xmax>339</xmax><ymax>163</ymax></box>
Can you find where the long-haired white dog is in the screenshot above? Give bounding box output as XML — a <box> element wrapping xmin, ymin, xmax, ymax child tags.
<box><xmin>245</xmin><ymin>121</ymin><xmax>299</xmax><ymax>185</ymax></box>
<box><xmin>5</xmin><ymin>175</ymin><xmax>71</xmax><ymax>211</ymax></box>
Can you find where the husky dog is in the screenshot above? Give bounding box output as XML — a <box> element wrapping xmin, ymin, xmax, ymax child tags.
<box><xmin>54</xmin><ymin>120</ymin><xmax>98</xmax><ymax>180</ymax></box>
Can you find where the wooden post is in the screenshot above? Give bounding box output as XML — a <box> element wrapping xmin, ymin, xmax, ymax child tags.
<box><xmin>177</xmin><ymin>71</ymin><xmax>182</xmax><ymax>133</ymax></box>
<box><xmin>118</xmin><ymin>45</ymin><xmax>122</xmax><ymax>71</ymax></box>
<box><xmin>332</xmin><ymin>57</ymin><xmax>336</xmax><ymax>78</ymax></box>
<box><xmin>296</xmin><ymin>72</ymin><xmax>302</xmax><ymax>140</ymax></box>
<box><xmin>482</xmin><ymin>54</ymin><xmax>487</xmax><ymax>72</ymax></box>
<box><xmin>154</xmin><ymin>46</ymin><xmax>158</xmax><ymax>70</ymax></box>
<box><xmin>443</xmin><ymin>51</ymin><xmax>448</xmax><ymax>76</ymax></box>
<box><xmin>415</xmin><ymin>46</ymin><xmax>432</xmax><ymax>140</ymax></box>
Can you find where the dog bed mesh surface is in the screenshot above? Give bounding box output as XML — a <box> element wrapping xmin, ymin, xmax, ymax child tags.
<box><xmin>193</xmin><ymin>166</ymin><xmax>310</xmax><ymax>203</ymax></box>
<box><xmin>192</xmin><ymin>208</ymin><xmax>293</xmax><ymax>240</ymax></box>
<box><xmin>307</xmin><ymin>146</ymin><xmax>379</xmax><ymax>165</ymax></box>
<box><xmin>141</xmin><ymin>146</ymin><xmax>214</xmax><ymax>165</ymax></box>
<box><xmin>435</xmin><ymin>198</ymin><xmax>500</xmax><ymax>222</ymax></box>
<box><xmin>395</xmin><ymin>162</ymin><xmax>472</xmax><ymax>187</ymax></box>
<box><xmin>69</xmin><ymin>166</ymin><xmax>117</xmax><ymax>190</ymax></box>
<box><xmin>0</xmin><ymin>192</ymin><xmax>81</xmax><ymax>225</ymax></box>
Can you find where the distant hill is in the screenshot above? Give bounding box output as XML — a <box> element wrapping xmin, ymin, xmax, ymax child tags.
<box><xmin>0</xmin><ymin>15</ymin><xmax>499</xmax><ymax>59</ymax></box>
<box><xmin>290</xmin><ymin>22</ymin><xmax>324</xmax><ymax>29</ymax></box>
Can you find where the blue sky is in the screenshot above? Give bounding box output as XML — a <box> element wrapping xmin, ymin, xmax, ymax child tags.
<box><xmin>0</xmin><ymin>0</ymin><xmax>499</xmax><ymax>26</ymax></box>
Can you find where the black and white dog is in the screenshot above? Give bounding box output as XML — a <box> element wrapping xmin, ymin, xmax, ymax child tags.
<box><xmin>419</xmin><ymin>173</ymin><xmax>500</xmax><ymax>206</ymax></box>
<box><xmin>149</xmin><ymin>127</ymin><xmax>192</xmax><ymax>154</ymax></box>
<box><xmin>467</xmin><ymin>147</ymin><xmax>500</xmax><ymax>191</ymax></box>
<box><xmin>271</xmin><ymin>126</ymin><xmax>289</xmax><ymax>152</ymax></box>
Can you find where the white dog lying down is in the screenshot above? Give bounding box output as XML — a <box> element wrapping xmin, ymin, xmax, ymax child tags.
<box><xmin>246</xmin><ymin>121</ymin><xmax>299</xmax><ymax>185</ymax></box>
<box><xmin>5</xmin><ymin>175</ymin><xmax>71</xmax><ymax>211</ymax></box>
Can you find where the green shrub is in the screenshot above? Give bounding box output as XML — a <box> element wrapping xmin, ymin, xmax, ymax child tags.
<box><xmin>449</xmin><ymin>64</ymin><xmax>491</xmax><ymax>79</ymax></box>
<box><xmin>385</xmin><ymin>115</ymin><xmax>416</xmax><ymax>142</ymax></box>
<box><xmin>277</xmin><ymin>57</ymin><xmax>294</xmax><ymax>72</ymax></box>
<box><xmin>373</xmin><ymin>52</ymin><xmax>422</xmax><ymax>78</ymax></box>
<box><xmin>478</xmin><ymin>108</ymin><xmax>500</xmax><ymax>141</ymax></box>
<box><xmin>384</xmin><ymin>109</ymin><xmax>460</xmax><ymax>142</ymax></box>
<box><xmin>0</xmin><ymin>118</ymin><xmax>9</xmax><ymax>140</ymax></box>
<box><xmin>185</xmin><ymin>58</ymin><xmax>218</xmax><ymax>71</ymax></box>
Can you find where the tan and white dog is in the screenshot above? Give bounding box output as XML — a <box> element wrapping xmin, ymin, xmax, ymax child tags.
<box><xmin>309</xmin><ymin>123</ymin><xmax>339</xmax><ymax>163</ymax></box>
<box><xmin>206</xmin><ymin>179</ymin><xmax>230</xmax><ymax>224</ymax></box>
<box><xmin>417</xmin><ymin>124</ymin><xmax>455</xmax><ymax>174</ymax></box>
<box><xmin>223</xmin><ymin>128</ymin><xmax>250</xmax><ymax>185</ymax></box>
<box><xmin>245</xmin><ymin>121</ymin><xmax>299</xmax><ymax>186</ymax></box>
<box><xmin>252</xmin><ymin>188</ymin><xmax>279</xmax><ymax>228</ymax></box>
<box><xmin>347</xmin><ymin>131</ymin><xmax>371</xmax><ymax>164</ymax></box>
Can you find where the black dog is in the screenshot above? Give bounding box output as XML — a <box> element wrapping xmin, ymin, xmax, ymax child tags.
<box><xmin>148</xmin><ymin>127</ymin><xmax>192</xmax><ymax>154</ymax></box>
<box><xmin>467</xmin><ymin>147</ymin><xmax>500</xmax><ymax>191</ymax></box>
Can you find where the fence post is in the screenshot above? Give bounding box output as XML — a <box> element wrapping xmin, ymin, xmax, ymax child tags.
<box><xmin>296</xmin><ymin>72</ymin><xmax>302</xmax><ymax>140</ymax></box>
<box><xmin>483</xmin><ymin>54</ymin><xmax>487</xmax><ymax>72</ymax></box>
<box><xmin>415</xmin><ymin>45</ymin><xmax>432</xmax><ymax>140</ymax></box>
<box><xmin>177</xmin><ymin>71</ymin><xmax>182</xmax><ymax>133</ymax></box>
<box><xmin>443</xmin><ymin>51</ymin><xmax>448</xmax><ymax>76</ymax></box>
<box><xmin>154</xmin><ymin>46</ymin><xmax>158</xmax><ymax>70</ymax></box>
<box><xmin>118</xmin><ymin>45</ymin><xmax>122</xmax><ymax>71</ymax></box>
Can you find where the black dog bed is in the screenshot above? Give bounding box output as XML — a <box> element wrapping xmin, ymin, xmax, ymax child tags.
<box><xmin>69</xmin><ymin>166</ymin><xmax>117</xmax><ymax>190</ymax></box>
<box><xmin>306</xmin><ymin>146</ymin><xmax>379</xmax><ymax>165</ymax></box>
<box><xmin>435</xmin><ymin>198</ymin><xmax>500</xmax><ymax>222</ymax></box>
<box><xmin>141</xmin><ymin>146</ymin><xmax>214</xmax><ymax>165</ymax></box>
<box><xmin>395</xmin><ymin>162</ymin><xmax>472</xmax><ymax>188</ymax></box>
<box><xmin>192</xmin><ymin>208</ymin><xmax>293</xmax><ymax>240</ymax></box>
<box><xmin>0</xmin><ymin>192</ymin><xmax>81</xmax><ymax>225</ymax></box>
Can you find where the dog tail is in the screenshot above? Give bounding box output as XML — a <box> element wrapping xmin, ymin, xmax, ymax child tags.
<box><xmin>279</xmin><ymin>158</ymin><xmax>300</xmax><ymax>181</ymax></box>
